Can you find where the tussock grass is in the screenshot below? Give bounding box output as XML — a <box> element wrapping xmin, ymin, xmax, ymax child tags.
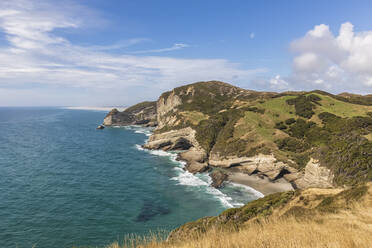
<box><xmin>106</xmin><ymin>208</ymin><xmax>372</xmax><ymax>248</ymax></box>
<box><xmin>105</xmin><ymin>184</ymin><xmax>372</xmax><ymax>248</ymax></box>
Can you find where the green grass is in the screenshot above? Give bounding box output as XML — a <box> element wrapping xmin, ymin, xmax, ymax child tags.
<box><xmin>308</xmin><ymin>93</ymin><xmax>372</xmax><ymax>118</ymax></box>
<box><xmin>179</xmin><ymin>111</ymin><xmax>209</xmax><ymax>125</ymax></box>
<box><xmin>124</xmin><ymin>101</ymin><xmax>156</xmax><ymax>113</ymax></box>
<box><xmin>155</xmin><ymin>82</ymin><xmax>372</xmax><ymax>186</ymax></box>
<box><xmin>255</xmin><ymin>96</ymin><xmax>297</xmax><ymax>122</ymax></box>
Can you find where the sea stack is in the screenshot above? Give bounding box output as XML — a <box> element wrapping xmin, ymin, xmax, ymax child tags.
<box><xmin>96</xmin><ymin>125</ymin><xmax>105</xmax><ymax>129</ymax></box>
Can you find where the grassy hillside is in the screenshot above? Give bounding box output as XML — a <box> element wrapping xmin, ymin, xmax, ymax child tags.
<box><xmin>156</xmin><ymin>81</ymin><xmax>372</xmax><ymax>186</ymax></box>
<box><xmin>100</xmin><ymin>82</ymin><xmax>372</xmax><ymax>248</ymax></box>
<box><xmin>105</xmin><ymin>183</ymin><xmax>372</xmax><ymax>248</ymax></box>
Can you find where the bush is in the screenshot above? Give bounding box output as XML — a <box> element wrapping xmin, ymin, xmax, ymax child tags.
<box><xmin>286</xmin><ymin>95</ymin><xmax>321</xmax><ymax>118</ymax></box>
<box><xmin>195</xmin><ymin>109</ymin><xmax>244</xmax><ymax>154</ymax></box>
<box><xmin>318</xmin><ymin>112</ymin><xmax>339</xmax><ymax>123</ymax></box>
<box><xmin>242</xmin><ymin>107</ymin><xmax>265</xmax><ymax>114</ymax></box>
<box><xmin>285</xmin><ymin>118</ymin><xmax>296</xmax><ymax>125</ymax></box>
<box><xmin>275</xmin><ymin>121</ymin><xmax>287</xmax><ymax>130</ymax></box>
<box><xmin>307</xmin><ymin>94</ymin><xmax>321</xmax><ymax>103</ymax></box>
<box><xmin>288</xmin><ymin>119</ymin><xmax>315</xmax><ymax>138</ymax></box>
<box><xmin>276</xmin><ymin>137</ymin><xmax>310</xmax><ymax>153</ymax></box>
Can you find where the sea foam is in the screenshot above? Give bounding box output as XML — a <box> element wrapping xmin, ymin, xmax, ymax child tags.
<box><xmin>131</xmin><ymin>125</ymin><xmax>262</xmax><ymax>208</ymax></box>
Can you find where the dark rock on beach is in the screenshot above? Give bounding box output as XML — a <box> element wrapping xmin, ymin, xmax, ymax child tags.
<box><xmin>210</xmin><ymin>170</ymin><xmax>228</xmax><ymax>188</ymax></box>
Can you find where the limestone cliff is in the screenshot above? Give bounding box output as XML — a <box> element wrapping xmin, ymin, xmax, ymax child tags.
<box><xmin>103</xmin><ymin>101</ymin><xmax>157</xmax><ymax>126</ymax></box>
<box><xmin>103</xmin><ymin>81</ymin><xmax>372</xmax><ymax>190</ymax></box>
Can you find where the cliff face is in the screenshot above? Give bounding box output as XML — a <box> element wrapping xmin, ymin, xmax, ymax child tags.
<box><xmin>103</xmin><ymin>81</ymin><xmax>372</xmax><ymax>190</ymax></box>
<box><xmin>103</xmin><ymin>101</ymin><xmax>157</xmax><ymax>126</ymax></box>
<box><xmin>156</xmin><ymin>90</ymin><xmax>182</xmax><ymax>129</ymax></box>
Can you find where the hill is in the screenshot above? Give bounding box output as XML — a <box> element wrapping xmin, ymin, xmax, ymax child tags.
<box><xmin>102</xmin><ymin>81</ymin><xmax>372</xmax><ymax>248</ymax></box>
<box><xmin>105</xmin><ymin>81</ymin><xmax>371</xmax><ymax>189</ymax></box>
<box><xmin>107</xmin><ymin>183</ymin><xmax>372</xmax><ymax>248</ymax></box>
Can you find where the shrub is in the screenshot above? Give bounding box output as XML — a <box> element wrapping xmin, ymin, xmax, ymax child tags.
<box><xmin>286</xmin><ymin>95</ymin><xmax>321</xmax><ymax>118</ymax></box>
<box><xmin>275</xmin><ymin>121</ymin><xmax>287</xmax><ymax>130</ymax></box>
<box><xmin>276</xmin><ymin>137</ymin><xmax>310</xmax><ymax>153</ymax></box>
<box><xmin>307</xmin><ymin>94</ymin><xmax>321</xmax><ymax>103</ymax></box>
<box><xmin>242</xmin><ymin>107</ymin><xmax>265</xmax><ymax>114</ymax></box>
<box><xmin>288</xmin><ymin>119</ymin><xmax>314</xmax><ymax>138</ymax></box>
<box><xmin>285</xmin><ymin>118</ymin><xmax>296</xmax><ymax>125</ymax></box>
<box><xmin>318</xmin><ymin>112</ymin><xmax>339</xmax><ymax>123</ymax></box>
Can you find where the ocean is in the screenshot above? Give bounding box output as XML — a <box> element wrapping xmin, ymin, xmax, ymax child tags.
<box><xmin>0</xmin><ymin>107</ymin><xmax>262</xmax><ymax>248</ymax></box>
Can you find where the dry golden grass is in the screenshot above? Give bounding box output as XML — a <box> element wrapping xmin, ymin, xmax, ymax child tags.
<box><xmin>105</xmin><ymin>184</ymin><xmax>372</xmax><ymax>248</ymax></box>
<box><xmin>106</xmin><ymin>205</ymin><xmax>372</xmax><ymax>248</ymax></box>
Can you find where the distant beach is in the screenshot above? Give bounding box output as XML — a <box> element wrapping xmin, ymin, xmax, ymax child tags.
<box><xmin>64</xmin><ymin>106</ymin><xmax>127</xmax><ymax>112</ymax></box>
<box><xmin>228</xmin><ymin>172</ymin><xmax>294</xmax><ymax>196</ymax></box>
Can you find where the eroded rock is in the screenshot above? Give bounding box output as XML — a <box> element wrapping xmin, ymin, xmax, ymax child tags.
<box><xmin>210</xmin><ymin>170</ymin><xmax>228</xmax><ymax>188</ymax></box>
<box><xmin>294</xmin><ymin>158</ymin><xmax>333</xmax><ymax>189</ymax></box>
<box><xmin>186</xmin><ymin>162</ymin><xmax>209</xmax><ymax>174</ymax></box>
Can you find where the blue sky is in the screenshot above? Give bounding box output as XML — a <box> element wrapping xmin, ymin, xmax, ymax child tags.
<box><xmin>0</xmin><ymin>0</ymin><xmax>372</xmax><ymax>106</ymax></box>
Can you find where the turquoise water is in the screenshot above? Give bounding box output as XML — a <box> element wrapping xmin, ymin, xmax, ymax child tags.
<box><xmin>0</xmin><ymin>107</ymin><xmax>261</xmax><ymax>248</ymax></box>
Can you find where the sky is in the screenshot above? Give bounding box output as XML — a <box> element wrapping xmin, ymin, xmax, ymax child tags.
<box><xmin>0</xmin><ymin>0</ymin><xmax>372</xmax><ymax>106</ymax></box>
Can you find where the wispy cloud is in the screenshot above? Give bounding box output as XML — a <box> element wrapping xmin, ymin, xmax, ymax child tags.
<box><xmin>87</xmin><ymin>38</ymin><xmax>151</xmax><ymax>51</ymax></box>
<box><xmin>131</xmin><ymin>43</ymin><xmax>189</xmax><ymax>54</ymax></box>
<box><xmin>0</xmin><ymin>0</ymin><xmax>266</xmax><ymax>105</ymax></box>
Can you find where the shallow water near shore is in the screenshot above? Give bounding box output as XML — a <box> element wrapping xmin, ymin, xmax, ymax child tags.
<box><xmin>0</xmin><ymin>107</ymin><xmax>261</xmax><ymax>248</ymax></box>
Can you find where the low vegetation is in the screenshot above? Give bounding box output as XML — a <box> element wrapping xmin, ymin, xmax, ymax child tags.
<box><xmin>156</xmin><ymin>81</ymin><xmax>371</xmax><ymax>185</ymax></box>
<box><xmin>104</xmin><ymin>183</ymin><xmax>372</xmax><ymax>248</ymax></box>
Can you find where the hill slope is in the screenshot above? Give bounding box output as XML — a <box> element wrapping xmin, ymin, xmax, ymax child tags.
<box><xmin>107</xmin><ymin>183</ymin><xmax>372</xmax><ymax>248</ymax></box>
<box><xmin>104</xmin><ymin>81</ymin><xmax>371</xmax><ymax>189</ymax></box>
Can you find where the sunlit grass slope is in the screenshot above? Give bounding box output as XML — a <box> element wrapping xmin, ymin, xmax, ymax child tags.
<box><xmin>105</xmin><ymin>183</ymin><xmax>372</xmax><ymax>248</ymax></box>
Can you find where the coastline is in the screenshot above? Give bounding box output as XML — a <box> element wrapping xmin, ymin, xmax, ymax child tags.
<box><xmin>125</xmin><ymin>125</ymin><xmax>264</xmax><ymax>208</ymax></box>
<box><xmin>64</xmin><ymin>106</ymin><xmax>127</xmax><ymax>112</ymax></box>
<box><xmin>228</xmin><ymin>171</ymin><xmax>294</xmax><ymax>196</ymax></box>
<box><xmin>112</xmin><ymin>125</ymin><xmax>293</xmax><ymax>203</ymax></box>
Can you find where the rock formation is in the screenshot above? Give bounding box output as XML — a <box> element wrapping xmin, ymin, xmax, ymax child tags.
<box><xmin>210</xmin><ymin>170</ymin><xmax>228</xmax><ymax>188</ymax></box>
<box><xmin>103</xmin><ymin>101</ymin><xmax>157</xmax><ymax>126</ymax></box>
<box><xmin>103</xmin><ymin>80</ymin><xmax>372</xmax><ymax>191</ymax></box>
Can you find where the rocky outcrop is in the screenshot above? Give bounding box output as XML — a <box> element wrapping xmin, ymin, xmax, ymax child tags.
<box><xmin>103</xmin><ymin>81</ymin><xmax>368</xmax><ymax>191</ymax></box>
<box><xmin>186</xmin><ymin>162</ymin><xmax>209</xmax><ymax>174</ymax></box>
<box><xmin>179</xmin><ymin>148</ymin><xmax>207</xmax><ymax>163</ymax></box>
<box><xmin>209</xmin><ymin>154</ymin><xmax>292</xmax><ymax>181</ymax></box>
<box><xmin>144</xmin><ymin>127</ymin><xmax>201</xmax><ymax>150</ymax></box>
<box><xmin>143</xmin><ymin>127</ymin><xmax>210</xmax><ymax>174</ymax></box>
<box><xmin>294</xmin><ymin>158</ymin><xmax>334</xmax><ymax>189</ymax></box>
<box><xmin>96</xmin><ymin>125</ymin><xmax>105</xmax><ymax>129</ymax></box>
<box><xmin>209</xmin><ymin>154</ymin><xmax>334</xmax><ymax>189</ymax></box>
<box><xmin>103</xmin><ymin>101</ymin><xmax>157</xmax><ymax>126</ymax></box>
<box><xmin>210</xmin><ymin>170</ymin><xmax>228</xmax><ymax>188</ymax></box>
<box><xmin>157</xmin><ymin>91</ymin><xmax>182</xmax><ymax>129</ymax></box>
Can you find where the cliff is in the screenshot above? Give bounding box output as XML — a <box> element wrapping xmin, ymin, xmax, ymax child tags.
<box><xmin>103</xmin><ymin>101</ymin><xmax>157</xmax><ymax>126</ymax></box>
<box><xmin>102</xmin><ymin>81</ymin><xmax>372</xmax><ymax>248</ymax></box>
<box><xmin>104</xmin><ymin>81</ymin><xmax>372</xmax><ymax>190</ymax></box>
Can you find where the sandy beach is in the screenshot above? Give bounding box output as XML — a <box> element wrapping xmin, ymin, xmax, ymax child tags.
<box><xmin>64</xmin><ymin>106</ymin><xmax>127</xmax><ymax>112</ymax></box>
<box><xmin>228</xmin><ymin>172</ymin><xmax>294</xmax><ymax>196</ymax></box>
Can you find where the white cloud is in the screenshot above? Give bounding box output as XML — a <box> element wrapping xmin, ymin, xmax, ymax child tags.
<box><xmin>87</xmin><ymin>38</ymin><xmax>150</xmax><ymax>51</ymax></box>
<box><xmin>250</xmin><ymin>32</ymin><xmax>255</xmax><ymax>39</ymax></box>
<box><xmin>269</xmin><ymin>75</ymin><xmax>288</xmax><ymax>90</ymax></box>
<box><xmin>0</xmin><ymin>0</ymin><xmax>266</xmax><ymax>106</ymax></box>
<box><xmin>131</xmin><ymin>43</ymin><xmax>189</xmax><ymax>54</ymax></box>
<box><xmin>285</xmin><ymin>22</ymin><xmax>372</xmax><ymax>93</ymax></box>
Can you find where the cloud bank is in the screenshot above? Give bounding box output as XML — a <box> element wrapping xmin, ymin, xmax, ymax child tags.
<box><xmin>269</xmin><ymin>22</ymin><xmax>372</xmax><ymax>94</ymax></box>
<box><xmin>0</xmin><ymin>0</ymin><xmax>265</xmax><ymax>106</ymax></box>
